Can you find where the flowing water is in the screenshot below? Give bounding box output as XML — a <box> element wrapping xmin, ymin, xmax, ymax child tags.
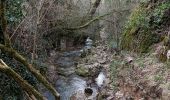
<box><xmin>43</xmin><ymin>50</ymin><xmax>98</xmax><ymax>100</ymax></box>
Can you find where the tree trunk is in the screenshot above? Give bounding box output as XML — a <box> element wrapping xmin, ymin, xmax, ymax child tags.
<box><xmin>89</xmin><ymin>0</ymin><xmax>102</xmax><ymax>16</ymax></box>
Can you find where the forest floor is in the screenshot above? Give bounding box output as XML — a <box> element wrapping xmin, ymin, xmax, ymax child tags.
<box><xmin>112</xmin><ymin>51</ymin><xmax>170</xmax><ymax>100</ymax></box>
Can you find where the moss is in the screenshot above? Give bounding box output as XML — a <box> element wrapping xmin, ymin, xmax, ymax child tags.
<box><xmin>75</xmin><ymin>65</ymin><xmax>89</xmax><ymax>77</ymax></box>
<box><xmin>121</xmin><ymin>1</ymin><xmax>166</xmax><ymax>53</ymax></box>
<box><xmin>139</xmin><ymin>30</ymin><xmax>159</xmax><ymax>53</ymax></box>
<box><xmin>121</xmin><ymin>6</ymin><xmax>147</xmax><ymax>49</ymax></box>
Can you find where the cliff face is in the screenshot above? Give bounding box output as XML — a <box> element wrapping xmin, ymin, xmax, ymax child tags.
<box><xmin>121</xmin><ymin>0</ymin><xmax>170</xmax><ymax>53</ymax></box>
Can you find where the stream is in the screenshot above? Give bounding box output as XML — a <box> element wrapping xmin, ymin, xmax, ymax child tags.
<box><xmin>43</xmin><ymin>50</ymin><xmax>98</xmax><ymax>100</ymax></box>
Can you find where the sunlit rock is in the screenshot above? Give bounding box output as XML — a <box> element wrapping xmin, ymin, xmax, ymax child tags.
<box><xmin>166</xmin><ymin>50</ymin><xmax>170</xmax><ymax>60</ymax></box>
<box><xmin>95</xmin><ymin>72</ymin><xmax>106</xmax><ymax>87</ymax></box>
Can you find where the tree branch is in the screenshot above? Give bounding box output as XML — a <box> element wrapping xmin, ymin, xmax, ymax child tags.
<box><xmin>0</xmin><ymin>59</ymin><xmax>46</xmax><ymax>100</ymax></box>
<box><xmin>65</xmin><ymin>9</ymin><xmax>129</xmax><ymax>30</ymax></box>
<box><xmin>0</xmin><ymin>44</ymin><xmax>60</xmax><ymax>99</ymax></box>
<box><xmin>64</xmin><ymin>13</ymin><xmax>110</xmax><ymax>30</ymax></box>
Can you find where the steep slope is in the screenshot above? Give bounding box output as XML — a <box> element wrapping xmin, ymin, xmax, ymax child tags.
<box><xmin>112</xmin><ymin>52</ymin><xmax>170</xmax><ymax>99</ymax></box>
<box><xmin>121</xmin><ymin>0</ymin><xmax>170</xmax><ymax>53</ymax></box>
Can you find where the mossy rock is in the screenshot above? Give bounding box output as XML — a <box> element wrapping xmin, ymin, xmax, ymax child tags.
<box><xmin>75</xmin><ymin>64</ymin><xmax>89</xmax><ymax>77</ymax></box>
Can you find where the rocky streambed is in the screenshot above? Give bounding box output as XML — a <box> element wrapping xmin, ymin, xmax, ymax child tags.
<box><xmin>54</xmin><ymin>50</ymin><xmax>98</xmax><ymax>100</ymax></box>
<box><xmin>41</xmin><ymin>42</ymin><xmax>114</xmax><ymax>100</ymax></box>
<box><xmin>42</xmin><ymin>50</ymin><xmax>98</xmax><ymax>99</ymax></box>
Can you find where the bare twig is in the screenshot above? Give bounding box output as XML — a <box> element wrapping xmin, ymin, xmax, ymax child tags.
<box><xmin>64</xmin><ymin>9</ymin><xmax>129</xmax><ymax>30</ymax></box>
<box><xmin>9</xmin><ymin>18</ymin><xmax>27</xmax><ymax>40</ymax></box>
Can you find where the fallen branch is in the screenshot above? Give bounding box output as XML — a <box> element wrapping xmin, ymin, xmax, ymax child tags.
<box><xmin>0</xmin><ymin>44</ymin><xmax>60</xmax><ymax>99</ymax></box>
<box><xmin>0</xmin><ymin>59</ymin><xmax>46</xmax><ymax>100</ymax></box>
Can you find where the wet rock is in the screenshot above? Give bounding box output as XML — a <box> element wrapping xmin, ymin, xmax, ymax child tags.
<box><xmin>75</xmin><ymin>64</ymin><xmax>89</xmax><ymax>77</ymax></box>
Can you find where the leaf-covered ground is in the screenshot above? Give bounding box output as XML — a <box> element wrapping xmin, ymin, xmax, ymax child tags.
<box><xmin>113</xmin><ymin>51</ymin><xmax>170</xmax><ymax>100</ymax></box>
